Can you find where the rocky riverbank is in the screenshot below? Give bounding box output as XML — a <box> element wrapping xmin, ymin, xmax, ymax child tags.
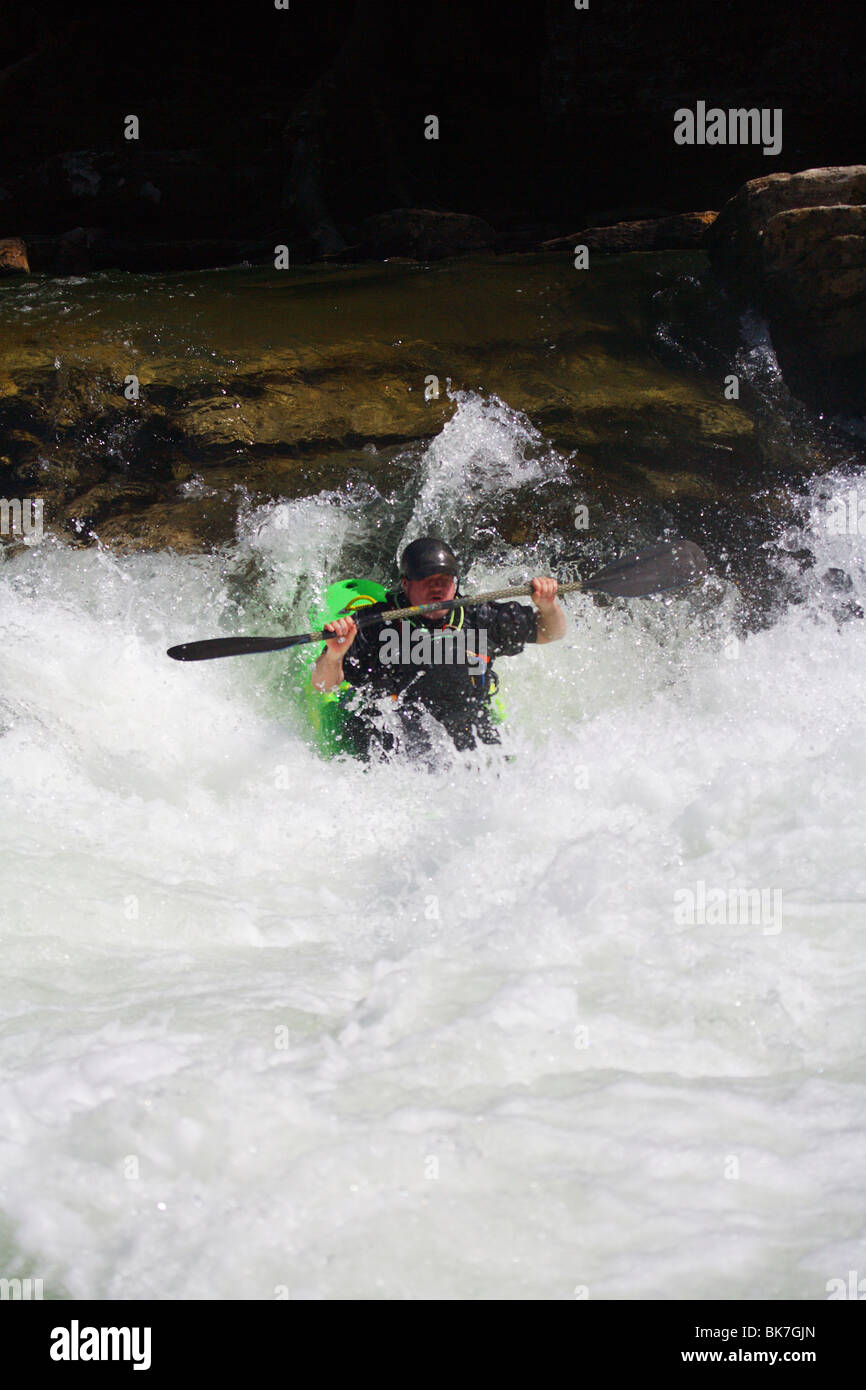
<box><xmin>2</xmin><ymin>156</ymin><xmax>863</xmax><ymax>560</ymax></box>
<box><xmin>1</xmin><ymin>251</ymin><xmax>778</xmax><ymax>557</ymax></box>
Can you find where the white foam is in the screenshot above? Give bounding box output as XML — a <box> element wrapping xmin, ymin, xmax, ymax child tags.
<box><xmin>1</xmin><ymin>414</ymin><xmax>865</xmax><ymax>1300</ymax></box>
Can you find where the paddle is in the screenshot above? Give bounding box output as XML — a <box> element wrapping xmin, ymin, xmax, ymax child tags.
<box><xmin>166</xmin><ymin>539</ymin><xmax>707</xmax><ymax>662</ymax></box>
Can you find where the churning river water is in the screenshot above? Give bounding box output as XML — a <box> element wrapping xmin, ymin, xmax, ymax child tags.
<box><xmin>1</xmin><ymin>264</ymin><xmax>865</xmax><ymax>1300</ymax></box>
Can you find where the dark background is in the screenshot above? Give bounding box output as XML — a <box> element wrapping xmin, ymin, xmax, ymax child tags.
<box><xmin>1</xmin><ymin>0</ymin><xmax>862</xmax><ymax>257</ymax></box>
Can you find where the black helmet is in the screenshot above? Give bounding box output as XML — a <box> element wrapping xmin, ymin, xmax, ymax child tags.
<box><xmin>399</xmin><ymin>537</ymin><xmax>460</xmax><ymax>581</ymax></box>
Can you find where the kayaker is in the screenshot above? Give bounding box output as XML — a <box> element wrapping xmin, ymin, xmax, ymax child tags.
<box><xmin>311</xmin><ymin>537</ymin><xmax>566</xmax><ymax>758</ymax></box>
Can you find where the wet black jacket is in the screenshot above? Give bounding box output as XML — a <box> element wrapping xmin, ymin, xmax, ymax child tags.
<box><xmin>338</xmin><ymin>592</ymin><xmax>537</xmax><ymax>754</ymax></box>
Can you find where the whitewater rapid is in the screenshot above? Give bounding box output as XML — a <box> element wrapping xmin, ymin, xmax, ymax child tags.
<box><xmin>2</xmin><ymin>395</ymin><xmax>865</xmax><ymax>1299</ymax></box>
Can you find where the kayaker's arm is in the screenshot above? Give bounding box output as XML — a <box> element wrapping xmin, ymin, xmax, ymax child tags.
<box><xmin>531</xmin><ymin>577</ymin><xmax>566</xmax><ymax>644</ymax></box>
<box><xmin>311</xmin><ymin>617</ymin><xmax>358</xmax><ymax>691</ymax></box>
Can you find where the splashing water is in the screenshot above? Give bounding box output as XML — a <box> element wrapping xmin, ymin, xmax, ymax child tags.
<box><xmin>1</xmin><ymin>397</ymin><xmax>865</xmax><ymax>1300</ymax></box>
<box><xmin>400</xmin><ymin>389</ymin><xmax>567</xmax><ymax>556</ymax></box>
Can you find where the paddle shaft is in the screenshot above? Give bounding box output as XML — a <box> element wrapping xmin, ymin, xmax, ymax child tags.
<box><xmin>329</xmin><ymin>580</ymin><xmax>585</xmax><ymax>637</ymax></box>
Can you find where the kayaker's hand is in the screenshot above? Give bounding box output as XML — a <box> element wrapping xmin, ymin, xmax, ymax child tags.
<box><xmin>530</xmin><ymin>577</ymin><xmax>559</xmax><ymax>610</ymax></box>
<box><xmin>322</xmin><ymin>616</ymin><xmax>358</xmax><ymax>654</ymax></box>
<box><xmin>532</xmin><ymin>577</ymin><xmax>566</xmax><ymax>644</ymax></box>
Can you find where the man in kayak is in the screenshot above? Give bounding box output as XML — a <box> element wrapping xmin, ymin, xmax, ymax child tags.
<box><xmin>311</xmin><ymin>537</ymin><xmax>566</xmax><ymax>758</ymax></box>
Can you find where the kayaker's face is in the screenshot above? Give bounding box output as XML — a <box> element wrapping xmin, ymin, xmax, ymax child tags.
<box><xmin>402</xmin><ymin>572</ymin><xmax>457</xmax><ymax>618</ymax></box>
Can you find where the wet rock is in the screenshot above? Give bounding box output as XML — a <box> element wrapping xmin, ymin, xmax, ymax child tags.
<box><xmin>0</xmin><ymin>236</ymin><xmax>29</xmax><ymax>274</ymax></box>
<box><xmin>0</xmin><ymin>340</ymin><xmax>454</xmax><ymax>551</ymax></box>
<box><xmin>707</xmin><ymin>167</ymin><xmax>866</xmax><ymax>279</ymax></box>
<box><xmin>706</xmin><ymin>167</ymin><xmax>866</xmax><ymax>414</ymax></box>
<box><xmin>541</xmin><ymin>212</ymin><xmax>717</xmax><ymax>254</ymax></box>
<box><xmin>25</xmin><ymin>226</ymin><xmax>105</xmax><ymax>275</ymax></box>
<box><xmin>174</xmin><ymin>369</ymin><xmax>446</xmax><ymax>455</ymax></box>
<box><xmin>25</xmin><ymin>231</ymin><xmax>277</xmax><ymax>275</ymax></box>
<box><xmin>90</xmin><ymin>498</ymin><xmax>240</xmax><ymax>553</ymax></box>
<box><xmin>64</xmin><ymin>479</ymin><xmax>163</xmax><ymax>528</ymax></box>
<box><xmin>350</xmin><ymin>210</ymin><xmax>496</xmax><ymax>261</ymax></box>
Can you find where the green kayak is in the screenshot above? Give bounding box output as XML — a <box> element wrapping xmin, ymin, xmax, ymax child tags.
<box><xmin>300</xmin><ymin>577</ymin><xmax>387</xmax><ymax>758</ymax></box>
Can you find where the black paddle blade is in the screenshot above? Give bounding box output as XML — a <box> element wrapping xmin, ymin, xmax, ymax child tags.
<box><xmin>584</xmin><ymin>540</ymin><xmax>707</xmax><ymax>598</ymax></box>
<box><xmin>167</xmin><ymin>632</ymin><xmax>315</xmax><ymax>661</ymax></box>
